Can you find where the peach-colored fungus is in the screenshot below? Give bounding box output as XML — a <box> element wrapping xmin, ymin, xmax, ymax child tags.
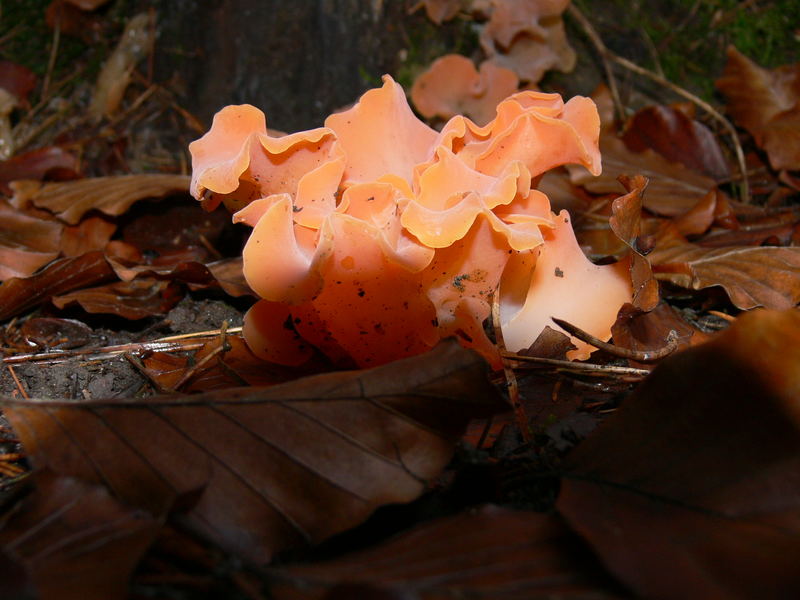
<box><xmin>480</xmin><ymin>0</ymin><xmax>576</xmax><ymax>85</ymax></box>
<box><xmin>411</xmin><ymin>54</ymin><xmax>519</xmax><ymax>126</ymax></box>
<box><xmin>189</xmin><ymin>75</ymin><xmax>632</xmax><ymax>368</ymax></box>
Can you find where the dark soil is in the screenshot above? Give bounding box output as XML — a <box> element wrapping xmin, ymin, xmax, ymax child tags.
<box><xmin>0</xmin><ymin>296</ymin><xmax>244</xmax><ymax>401</ymax></box>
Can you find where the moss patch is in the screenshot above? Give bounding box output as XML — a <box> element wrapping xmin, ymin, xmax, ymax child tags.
<box><xmin>572</xmin><ymin>0</ymin><xmax>799</xmax><ymax>102</ymax></box>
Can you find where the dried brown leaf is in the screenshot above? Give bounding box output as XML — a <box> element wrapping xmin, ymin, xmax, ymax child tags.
<box><xmin>650</xmin><ymin>224</ymin><xmax>800</xmax><ymax>309</ymax></box>
<box><xmin>10</xmin><ymin>175</ymin><xmax>190</xmax><ymax>225</ymax></box>
<box><xmin>0</xmin><ymin>472</ymin><xmax>160</xmax><ymax>600</ymax></box>
<box><xmin>622</xmin><ymin>104</ymin><xmax>730</xmax><ymax>181</ymax></box>
<box><xmin>610</xmin><ymin>302</ymin><xmax>709</xmax><ymax>370</ymax></box>
<box><xmin>671</xmin><ymin>188</ymin><xmax>739</xmax><ymax>238</ymax></box>
<box><xmin>570</xmin><ymin>134</ymin><xmax>717</xmax><ymax>217</ymax></box>
<box><xmin>558</xmin><ymin>309</ymin><xmax>800</xmax><ymax>599</ymax></box>
<box><xmin>0</xmin><ymin>251</ymin><xmax>116</xmax><ymax>321</ymax></box>
<box><xmin>18</xmin><ymin>317</ymin><xmax>93</xmax><ymax>350</ymax></box>
<box><xmin>51</xmin><ymin>278</ymin><xmax>184</xmax><ymax>319</ymax></box>
<box><xmin>0</xmin><ymin>147</ymin><xmax>78</xmax><ymax>194</ymax></box>
<box><xmin>716</xmin><ymin>46</ymin><xmax>800</xmax><ymax>171</ymax></box>
<box><xmin>139</xmin><ymin>336</ymin><xmax>300</xmax><ymax>392</ymax></box>
<box><xmin>0</xmin><ymin>200</ymin><xmax>62</xmax><ymax>281</ymax></box>
<box><xmin>608</xmin><ymin>175</ymin><xmax>658</xmax><ymax>311</ymax></box>
<box><xmin>269</xmin><ymin>506</ymin><xmax>624</xmax><ymax>600</ymax></box>
<box><xmin>519</xmin><ymin>325</ymin><xmax>576</xmax><ymax>360</ymax></box>
<box><xmin>105</xmin><ymin>254</ymin><xmax>253</xmax><ymax>297</ymax></box>
<box><xmin>60</xmin><ymin>215</ymin><xmax>117</xmax><ymax>257</ymax></box>
<box><xmin>204</xmin><ymin>257</ymin><xmax>253</xmax><ymax>297</ymax></box>
<box><xmin>2</xmin><ymin>341</ymin><xmax>503</xmax><ymax>564</ymax></box>
<box><xmin>0</xmin><ymin>60</ymin><xmax>36</xmax><ymax>106</ymax></box>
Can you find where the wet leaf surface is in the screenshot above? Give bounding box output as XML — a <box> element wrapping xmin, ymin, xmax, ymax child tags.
<box><xmin>558</xmin><ymin>309</ymin><xmax>800</xmax><ymax>599</ymax></box>
<box><xmin>2</xmin><ymin>341</ymin><xmax>503</xmax><ymax>564</ymax></box>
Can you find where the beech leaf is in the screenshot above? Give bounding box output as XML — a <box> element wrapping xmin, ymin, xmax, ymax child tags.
<box><xmin>51</xmin><ymin>278</ymin><xmax>185</xmax><ymax>319</ymax></box>
<box><xmin>621</xmin><ymin>104</ymin><xmax>730</xmax><ymax>181</ymax></box>
<box><xmin>0</xmin><ymin>472</ymin><xmax>160</xmax><ymax>600</ymax></box>
<box><xmin>0</xmin><ymin>201</ymin><xmax>62</xmax><ymax>281</ymax></box>
<box><xmin>0</xmin><ymin>251</ymin><xmax>116</xmax><ymax>321</ymax></box>
<box><xmin>268</xmin><ymin>505</ymin><xmax>624</xmax><ymax>599</ymax></box>
<box><xmin>558</xmin><ymin>309</ymin><xmax>800</xmax><ymax>599</ymax></box>
<box><xmin>716</xmin><ymin>46</ymin><xmax>800</xmax><ymax>171</ymax></box>
<box><xmin>650</xmin><ymin>224</ymin><xmax>800</xmax><ymax>309</ymax></box>
<box><xmin>10</xmin><ymin>174</ymin><xmax>190</xmax><ymax>225</ymax></box>
<box><xmin>608</xmin><ymin>175</ymin><xmax>659</xmax><ymax>311</ymax></box>
<box><xmin>570</xmin><ymin>134</ymin><xmax>717</xmax><ymax>217</ymax></box>
<box><xmin>2</xmin><ymin>341</ymin><xmax>503</xmax><ymax>564</ymax></box>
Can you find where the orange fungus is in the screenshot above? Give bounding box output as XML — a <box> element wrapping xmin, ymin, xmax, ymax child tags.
<box><xmin>189</xmin><ymin>75</ymin><xmax>632</xmax><ymax>368</ymax></box>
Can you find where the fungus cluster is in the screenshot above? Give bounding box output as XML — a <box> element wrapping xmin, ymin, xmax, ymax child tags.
<box><xmin>190</xmin><ymin>76</ymin><xmax>631</xmax><ymax>368</ymax></box>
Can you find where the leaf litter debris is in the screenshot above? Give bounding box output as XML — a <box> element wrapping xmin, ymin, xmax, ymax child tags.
<box><xmin>0</xmin><ymin>1</ymin><xmax>799</xmax><ymax>598</ymax></box>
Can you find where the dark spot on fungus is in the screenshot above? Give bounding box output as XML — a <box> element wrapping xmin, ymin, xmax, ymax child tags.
<box><xmin>357</xmin><ymin>289</ymin><xmax>366</xmax><ymax>297</ymax></box>
<box><xmin>453</xmin><ymin>273</ymin><xmax>470</xmax><ymax>291</ymax></box>
<box><xmin>282</xmin><ymin>315</ymin><xmax>294</xmax><ymax>331</ymax></box>
<box><xmin>555</xmin><ymin>267</ymin><xmax>564</xmax><ymax>278</ymax></box>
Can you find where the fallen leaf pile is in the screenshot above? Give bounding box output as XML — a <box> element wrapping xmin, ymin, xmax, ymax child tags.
<box><xmin>0</xmin><ymin>2</ymin><xmax>799</xmax><ymax>598</ymax></box>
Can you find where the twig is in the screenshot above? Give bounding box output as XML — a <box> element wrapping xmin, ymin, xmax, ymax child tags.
<box><xmin>157</xmin><ymin>326</ymin><xmax>243</xmax><ymax>343</ymax></box>
<box><xmin>41</xmin><ymin>2</ymin><xmax>62</xmax><ymax>100</ymax></box>
<box><xmin>566</xmin><ymin>4</ymin><xmax>626</xmax><ymax>123</ymax></box>
<box><xmin>0</xmin><ymin>24</ymin><xmax>23</xmax><ymax>47</ymax></box>
<box><xmin>609</xmin><ymin>52</ymin><xmax>749</xmax><ymax>202</ymax></box>
<box><xmin>6</xmin><ymin>365</ymin><xmax>30</xmax><ymax>400</ymax></box>
<box><xmin>567</xmin><ymin>3</ymin><xmax>750</xmax><ymax>203</ymax></box>
<box><xmin>500</xmin><ymin>352</ymin><xmax>651</xmax><ymax>379</ymax></box>
<box><xmin>551</xmin><ymin>317</ymin><xmax>679</xmax><ymax>362</ymax></box>
<box><xmin>707</xmin><ymin>310</ymin><xmax>736</xmax><ymax>323</ymax></box>
<box><xmin>0</xmin><ymin>461</ymin><xmax>25</xmax><ymax>477</ymax></box>
<box><xmin>1</xmin><ymin>327</ymin><xmax>243</xmax><ymax>365</ymax></box>
<box><xmin>491</xmin><ymin>295</ymin><xmax>531</xmax><ymax>442</ymax></box>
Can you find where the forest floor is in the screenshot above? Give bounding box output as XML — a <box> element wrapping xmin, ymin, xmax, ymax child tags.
<box><xmin>0</xmin><ymin>1</ymin><xmax>798</xmax><ymax>599</ymax></box>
